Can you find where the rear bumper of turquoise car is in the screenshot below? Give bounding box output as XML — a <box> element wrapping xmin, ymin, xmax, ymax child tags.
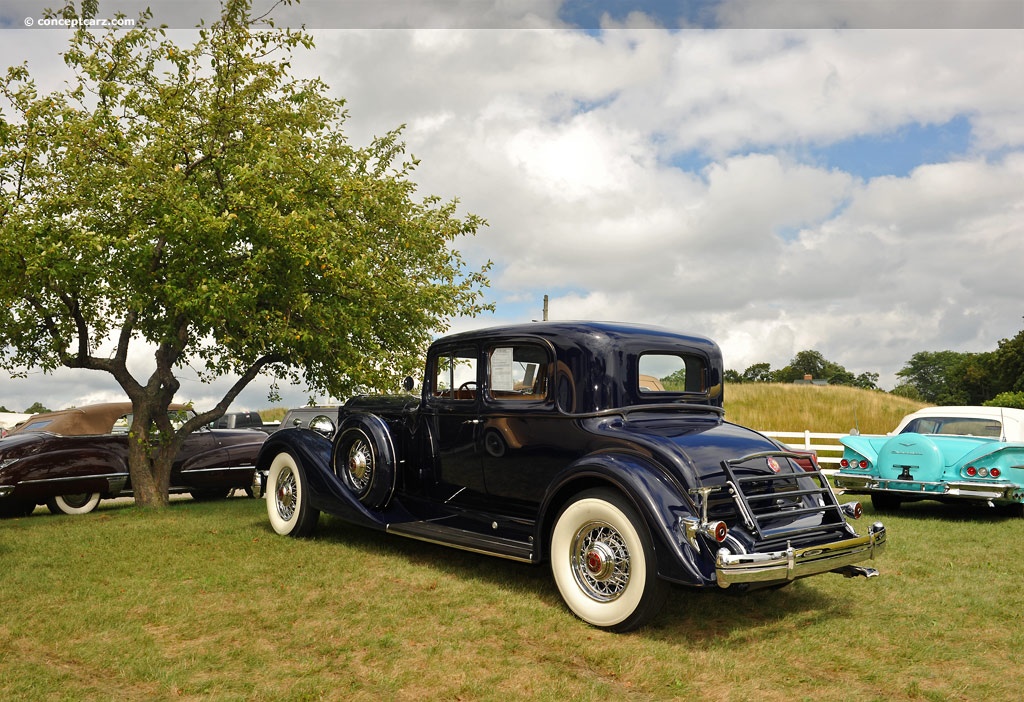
<box><xmin>835</xmin><ymin>473</ymin><xmax>1024</xmax><ymax>502</ymax></box>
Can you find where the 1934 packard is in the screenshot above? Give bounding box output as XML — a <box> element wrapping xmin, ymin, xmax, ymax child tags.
<box><xmin>254</xmin><ymin>322</ymin><xmax>885</xmax><ymax>631</ymax></box>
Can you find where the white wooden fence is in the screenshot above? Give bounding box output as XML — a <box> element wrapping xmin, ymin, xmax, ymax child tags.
<box><xmin>759</xmin><ymin>430</ymin><xmax>848</xmax><ymax>473</ymax></box>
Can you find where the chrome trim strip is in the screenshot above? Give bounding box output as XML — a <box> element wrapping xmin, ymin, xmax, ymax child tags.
<box><xmin>183</xmin><ymin>465</ymin><xmax>257</xmax><ymax>473</ymax></box>
<box><xmin>0</xmin><ymin>484</ymin><xmax>13</xmax><ymax>498</ymax></box>
<box><xmin>20</xmin><ymin>472</ymin><xmax>127</xmax><ymax>486</ymax></box>
<box><xmin>715</xmin><ymin>524</ymin><xmax>886</xmax><ymax>587</ymax></box>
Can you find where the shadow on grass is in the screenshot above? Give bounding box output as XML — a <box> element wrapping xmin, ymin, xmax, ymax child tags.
<box><xmin>866</xmin><ymin>499</ymin><xmax>1023</xmax><ymax>523</ymax></box>
<box><xmin>246</xmin><ymin>506</ymin><xmax>866</xmax><ymax>640</ymax></box>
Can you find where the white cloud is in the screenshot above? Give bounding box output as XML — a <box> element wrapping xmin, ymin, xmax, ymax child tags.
<box><xmin>2</xmin><ymin>9</ymin><xmax>1023</xmax><ymax>413</ymax></box>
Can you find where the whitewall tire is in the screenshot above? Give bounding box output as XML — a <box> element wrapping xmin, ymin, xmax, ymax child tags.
<box><xmin>266</xmin><ymin>451</ymin><xmax>320</xmax><ymax>537</ymax></box>
<box><xmin>46</xmin><ymin>493</ymin><xmax>102</xmax><ymax>515</ymax></box>
<box><xmin>550</xmin><ymin>488</ymin><xmax>667</xmax><ymax>632</ymax></box>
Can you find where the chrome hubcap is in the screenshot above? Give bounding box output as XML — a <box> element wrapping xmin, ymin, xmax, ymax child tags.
<box><xmin>63</xmin><ymin>493</ymin><xmax>92</xmax><ymax>508</ymax></box>
<box><xmin>571</xmin><ymin>521</ymin><xmax>630</xmax><ymax>602</ymax></box>
<box><xmin>346</xmin><ymin>439</ymin><xmax>373</xmax><ymax>493</ymax></box>
<box><xmin>275</xmin><ymin>466</ymin><xmax>297</xmax><ymax>521</ymax></box>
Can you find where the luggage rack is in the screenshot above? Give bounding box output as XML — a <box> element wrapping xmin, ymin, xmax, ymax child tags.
<box><xmin>721</xmin><ymin>451</ymin><xmax>852</xmax><ymax>543</ymax></box>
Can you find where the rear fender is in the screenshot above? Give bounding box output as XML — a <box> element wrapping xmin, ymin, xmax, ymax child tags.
<box><xmin>955</xmin><ymin>442</ymin><xmax>1024</xmax><ymax>477</ymax></box>
<box><xmin>256</xmin><ymin>429</ymin><xmax>414</xmax><ymax>530</ymax></box>
<box><xmin>538</xmin><ymin>451</ymin><xmax>715</xmax><ymax>586</ymax></box>
<box><xmin>839</xmin><ymin>435</ymin><xmax>881</xmax><ymax>464</ymax></box>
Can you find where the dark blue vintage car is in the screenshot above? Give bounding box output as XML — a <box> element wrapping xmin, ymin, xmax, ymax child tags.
<box><xmin>254</xmin><ymin>322</ymin><xmax>885</xmax><ymax>631</ymax></box>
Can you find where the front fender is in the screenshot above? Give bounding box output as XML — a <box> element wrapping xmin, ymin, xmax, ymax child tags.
<box><xmin>256</xmin><ymin>428</ymin><xmax>414</xmax><ymax>530</ymax></box>
<box><xmin>539</xmin><ymin>451</ymin><xmax>716</xmax><ymax>587</ymax></box>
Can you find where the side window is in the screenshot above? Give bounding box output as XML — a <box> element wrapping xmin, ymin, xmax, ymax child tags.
<box><xmin>488</xmin><ymin>345</ymin><xmax>550</xmax><ymax>401</ymax></box>
<box><xmin>431</xmin><ymin>347</ymin><xmax>479</xmax><ymax>401</ymax></box>
<box><xmin>638</xmin><ymin>353</ymin><xmax>707</xmax><ymax>394</ymax></box>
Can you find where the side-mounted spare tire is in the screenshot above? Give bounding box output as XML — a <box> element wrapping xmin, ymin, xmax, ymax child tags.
<box><xmin>332</xmin><ymin>413</ymin><xmax>397</xmax><ymax>510</ymax></box>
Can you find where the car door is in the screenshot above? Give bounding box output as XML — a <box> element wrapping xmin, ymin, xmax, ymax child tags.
<box><xmin>479</xmin><ymin>340</ymin><xmax>573</xmax><ymax>514</ymax></box>
<box><xmin>167</xmin><ymin>412</ymin><xmax>233</xmax><ymax>488</ymax></box>
<box><xmin>421</xmin><ymin>343</ymin><xmax>487</xmax><ymax>504</ymax></box>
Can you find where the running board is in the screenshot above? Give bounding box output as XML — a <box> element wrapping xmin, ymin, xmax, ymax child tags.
<box><xmin>387</xmin><ymin>520</ymin><xmax>535</xmax><ymax>563</ymax></box>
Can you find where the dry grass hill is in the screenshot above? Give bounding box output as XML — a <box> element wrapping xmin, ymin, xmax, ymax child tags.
<box><xmin>723</xmin><ymin>382</ymin><xmax>930</xmax><ymax>435</ymax></box>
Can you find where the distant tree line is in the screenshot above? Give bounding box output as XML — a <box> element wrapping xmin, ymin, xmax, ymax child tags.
<box><xmin>725</xmin><ymin>323</ymin><xmax>1024</xmax><ymax>409</ymax></box>
<box><xmin>724</xmin><ymin>349</ymin><xmax>880</xmax><ymax>390</ymax></box>
<box><xmin>0</xmin><ymin>402</ymin><xmax>50</xmax><ymax>414</ymax></box>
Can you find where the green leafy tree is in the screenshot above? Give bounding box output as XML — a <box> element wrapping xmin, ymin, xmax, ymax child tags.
<box><xmin>23</xmin><ymin>402</ymin><xmax>51</xmax><ymax>414</ymax></box>
<box><xmin>853</xmin><ymin>372</ymin><xmax>880</xmax><ymax>391</ymax></box>
<box><xmin>983</xmin><ymin>391</ymin><xmax>1024</xmax><ymax>410</ymax></box>
<box><xmin>991</xmin><ymin>325</ymin><xmax>1024</xmax><ymax>393</ymax></box>
<box><xmin>773</xmin><ymin>350</ymin><xmax>852</xmax><ymax>384</ymax></box>
<box><xmin>0</xmin><ymin>0</ymin><xmax>491</xmax><ymax>508</ymax></box>
<box><xmin>741</xmin><ymin>362</ymin><xmax>773</xmax><ymax>383</ymax></box>
<box><xmin>894</xmin><ymin>350</ymin><xmax>992</xmax><ymax>405</ymax></box>
<box><xmin>890</xmin><ymin>382</ymin><xmax>924</xmax><ymax>401</ymax></box>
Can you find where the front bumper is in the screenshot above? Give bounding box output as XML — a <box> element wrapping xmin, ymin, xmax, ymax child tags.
<box><xmin>251</xmin><ymin>470</ymin><xmax>266</xmax><ymax>499</ymax></box>
<box><xmin>715</xmin><ymin>522</ymin><xmax>886</xmax><ymax>587</ymax></box>
<box><xmin>835</xmin><ymin>473</ymin><xmax>1024</xmax><ymax>501</ymax></box>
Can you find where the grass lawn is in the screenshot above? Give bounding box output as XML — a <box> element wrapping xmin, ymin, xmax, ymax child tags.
<box><xmin>3</xmin><ymin>495</ymin><xmax>1024</xmax><ymax>701</ymax></box>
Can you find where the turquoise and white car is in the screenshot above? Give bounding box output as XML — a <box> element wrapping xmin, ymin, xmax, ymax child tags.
<box><xmin>834</xmin><ymin>406</ymin><xmax>1024</xmax><ymax>512</ymax></box>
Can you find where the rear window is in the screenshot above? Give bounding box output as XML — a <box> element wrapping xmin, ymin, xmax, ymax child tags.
<box><xmin>17</xmin><ymin>418</ymin><xmax>55</xmax><ymax>433</ymax></box>
<box><xmin>901</xmin><ymin>417</ymin><xmax>1002</xmax><ymax>437</ymax></box>
<box><xmin>637</xmin><ymin>353</ymin><xmax>707</xmax><ymax>394</ymax></box>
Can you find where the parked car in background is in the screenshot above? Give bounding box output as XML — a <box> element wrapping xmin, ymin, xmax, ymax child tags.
<box><xmin>835</xmin><ymin>406</ymin><xmax>1024</xmax><ymax>512</ymax></box>
<box><xmin>1</xmin><ymin>412</ymin><xmax>33</xmax><ymax>438</ymax></box>
<box><xmin>0</xmin><ymin>402</ymin><xmax>267</xmax><ymax>517</ymax></box>
<box><xmin>254</xmin><ymin>321</ymin><xmax>885</xmax><ymax>631</ymax></box>
<box><xmin>276</xmin><ymin>406</ymin><xmax>339</xmax><ymax>437</ymax></box>
<box><xmin>211</xmin><ymin>410</ymin><xmax>274</xmax><ymax>433</ymax></box>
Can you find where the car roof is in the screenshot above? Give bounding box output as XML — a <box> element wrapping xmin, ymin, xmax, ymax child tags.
<box><xmin>8</xmin><ymin>402</ymin><xmax>189</xmax><ymax>437</ymax></box>
<box><xmin>433</xmin><ymin>320</ymin><xmax>717</xmax><ymax>350</ymax></box>
<box><xmin>900</xmin><ymin>406</ymin><xmax>1024</xmax><ymax>421</ymax></box>
<box><xmin>427</xmin><ymin>321</ymin><xmax>724</xmax><ymax>413</ymax></box>
<box><xmin>895</xmin><ymin>406</ymin><xmax>1024</xmax><ymax>437</ymax></box>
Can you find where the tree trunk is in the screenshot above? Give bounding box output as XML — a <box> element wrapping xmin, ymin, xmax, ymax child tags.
<box><xmin>126</xmin><ymin>416</ymin><xmax>175</xmax><ymax>509</ymax></box>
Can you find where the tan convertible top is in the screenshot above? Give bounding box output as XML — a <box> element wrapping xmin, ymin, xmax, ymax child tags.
<box><xmin>8</xmin><ymin>402</ymin><xmax>188</xmax><ymax>437</ymax></box>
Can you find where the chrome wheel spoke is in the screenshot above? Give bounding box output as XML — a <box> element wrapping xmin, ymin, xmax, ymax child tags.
<box><xmin>571</xmin><ymin>521</ymin><xmax>631</xmax><ymax>602</ymax></box>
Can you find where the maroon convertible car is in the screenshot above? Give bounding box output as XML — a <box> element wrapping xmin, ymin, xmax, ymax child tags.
<box><xmin>0</xmin><ymin>402</ymin><xmax>267</xmax><ymax>517</ymax></box>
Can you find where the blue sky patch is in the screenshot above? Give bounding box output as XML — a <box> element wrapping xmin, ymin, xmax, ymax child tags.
<box><xmin>559</xmin><ymin>0</ymin><xmax>723</xmax><ymax>30</ymax></box>
<box><xmin>808</xmin><ymin>115</ymin><xmax>973</xmax><ymax>179</ymax></box>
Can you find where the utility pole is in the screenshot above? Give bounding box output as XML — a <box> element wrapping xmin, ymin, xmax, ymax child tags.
<box><xmin>543</xmin><ymin>295</ymin><xmax>549</xmax><ymax>321</ymax></box>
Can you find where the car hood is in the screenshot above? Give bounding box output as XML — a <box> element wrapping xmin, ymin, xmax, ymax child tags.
<box><xmin>343</xmin><ymin>394</ymin><xmax>421</xmax><ymax>419</ymax></box>
<box><xmin>0</xmin><ymin>432</ymin><xmax>45</xmax><ymax>453</ymax></box>
<box><xmin>0</xmin><ymin>432</ymin><xmax>48</xmax><ymax>472</ymax></box>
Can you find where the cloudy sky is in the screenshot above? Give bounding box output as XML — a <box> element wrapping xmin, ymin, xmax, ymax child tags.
<box><xmin>1</xmin><ymin>0</ymin><xmax>1023</xmax><ymax>415</ymax></box>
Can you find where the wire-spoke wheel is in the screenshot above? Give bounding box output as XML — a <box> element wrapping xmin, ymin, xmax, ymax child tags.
<box><xmin>342</xmin><ymin>433</ymin><xmax>375</xmax><ymax>498</ymax></box>
<box><xmin>333</xmin><ymin>416</ymin><xmax>396</xmax><ymax>509</ymax></box>
<box><xmin>266</xmin><ymin>451</ymin><xmax>319</xmax><ymax>537</ymax></box>
<box><xmin>550</xmin><ymin>488</ymin><xmax>667</xmax><ymax>632</ymax></box>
